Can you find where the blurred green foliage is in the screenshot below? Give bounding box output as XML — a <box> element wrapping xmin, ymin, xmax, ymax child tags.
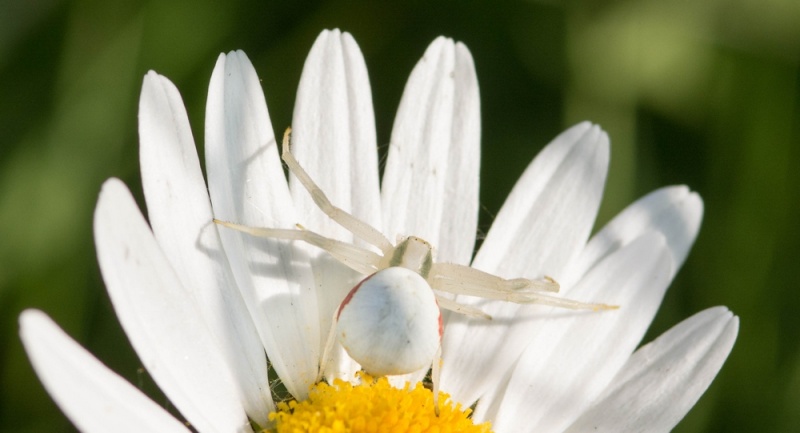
<box><xmin>1</xmin><ymin>0</ymin><xmax>799</xmax><ymax>431</ymax></box>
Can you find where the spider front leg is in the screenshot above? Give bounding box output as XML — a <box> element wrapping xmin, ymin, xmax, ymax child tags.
<box><xmin>280</xmin><ymin>127</ymin><xmax>395</xmax><ymax>257</ymax></box>
<box><xmin>429</xmin><ymin>263</ymin><xmax>618</xmax><ymax>311</ymax></box>
<box><xmin>212</xmin><ymin>220</ymin><xmax>383</xmax><ymax>276</ymax></box>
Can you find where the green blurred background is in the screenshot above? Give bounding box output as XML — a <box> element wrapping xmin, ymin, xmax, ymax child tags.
<box><xmin>1</xmin><ymin>0</ymin><xmax>798</xmax><ymax>431</ymax></box>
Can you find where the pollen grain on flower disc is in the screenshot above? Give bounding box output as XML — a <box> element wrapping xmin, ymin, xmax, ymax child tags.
<box><xmin>268</xmin><ymin>372</ymin><xmax>491</xmax><ymax>433</ymax></box>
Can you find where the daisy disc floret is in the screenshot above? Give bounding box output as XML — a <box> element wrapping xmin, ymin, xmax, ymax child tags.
<box><xmin>269</xmin><ymin>372</ymin><xmax>490</xmax><ymax>433</ymax></box>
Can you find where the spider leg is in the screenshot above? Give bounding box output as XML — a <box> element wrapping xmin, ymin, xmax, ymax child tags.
<box><xmin>281</xmin><ymin>128</ymin><xmax>395</xmax><ymax>257</ymax></box>
<box><xmin>432</xmin><ymin>345</ymin><xmax>442</xmax><ymax>417</ymax></box>
<box><xmin>513</xmin><ymin>292</ymin><xmax>619</xmax><ymax>311</ymax></box>
<box><xmin>316</xmin><ymin>307</ymin><xmax>340</xmax><ymax>383</ymax></box>
<box><xmin>213</xmin><ymin>219</ymin><xmax>382</xmax><ymax>275</ymax></box>
<box><xmin>434</xmin><ymin>296</ymin><xmax>492</xmax><ymax>320</ymax></box>
<box><xmin>430</xmin><ymin>262</ymin><xmax>560</xmax><ymax>294</ymax></box>
<box><xmin>429</xmin><ymin>263</ymin><xmax>617</xmax><ymax>311</ymax></box>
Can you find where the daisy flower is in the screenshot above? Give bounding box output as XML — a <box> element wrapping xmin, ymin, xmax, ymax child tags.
<box><xmin>19</xmin><ymin>29</ymin><xmax>737</xmax><ymax>433</ymax></box>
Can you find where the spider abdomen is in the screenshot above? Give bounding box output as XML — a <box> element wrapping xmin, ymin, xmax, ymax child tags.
<box><xmin>336</xmin><ymin>267</ymin><xmax>442</xmax><ymax>376</ymax></box>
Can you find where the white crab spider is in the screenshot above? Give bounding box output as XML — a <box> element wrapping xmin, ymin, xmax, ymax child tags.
<box><xmin>215</xmin><ymin>128</ymin><xmax>615</xmax><ymax>388</ymax></box>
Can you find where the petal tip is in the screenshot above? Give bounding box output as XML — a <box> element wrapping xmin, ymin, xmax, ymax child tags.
<box><xmin>99</xmin><ymin>177</ymin><xmax>127</xmax><ymax>197</ymax></box>
<box><xmin>19</xmin><ymin>308</ymin><xmax>47</xmax><ymax>333</ymax></box>
<box><xmin>143</xmin><ymin>70</ymin><xmax>161</xmax><ymax>82</ymax></box>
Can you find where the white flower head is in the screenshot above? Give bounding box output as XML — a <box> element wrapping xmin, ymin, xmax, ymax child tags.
<box><xmin>20</xmin><ymin>29</ymin><xmax>738</xmax><ymax>433</ymax></box>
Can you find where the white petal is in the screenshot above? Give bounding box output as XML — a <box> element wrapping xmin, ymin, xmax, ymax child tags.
<box><xmin>564</xmin><ymin>307</ymin><xmax>739</xmax><ymax>433</ymax></box>
<box><xmin>139</xmin><ymin>71</ymin><xmax>274</xmax><ymax>423</ymax></box>
<box><xmin>473</xmin><ymin>122</ymin><xmax>607</xmax><ymax>278</ymax></box>
<box><xmin>290</xmin><ymin>29</ymin><xmax>381</xmax><ymax>379</ymax></box>
<box><xmin>291</xmin><ymin>29</ymin><xmax>381</xmax><ymax>239</ymax></box>
<box><xmin>441</xmin><ymin>123</ymin><xmax>609</xmax><ymax>405</ymax></box>
<box><xmin>566</xmin><ymin>185</ymin><xmax>703</xmax><ymax>286</ymax></box>
<box><xmin>19</xmin><ymin>310</ymin><xmax>190</xmax><ymax>433</ymax></box>
<box><xmin>94</xmin><ymin>179</ymin><xmax>250</xmax><ymax>433</ymax></box>
<box><xmin>480</xmin><ymin>233</ymin><xmax>672</xmax><ymax>433</ymax></box>
<box><xmin>205</xmin><ymin>51</ymin><xmax>320</xmax><ymax>399</ymax></box>
<box><xmin>381</xmin><ymin>37</ymin><xmax>481</xmax><ymax>266</ymax></box>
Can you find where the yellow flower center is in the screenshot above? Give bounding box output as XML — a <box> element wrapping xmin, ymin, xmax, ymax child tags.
<box><xmin>267</xmin><ymin>373</ymin><xmax>492</xmax><ymax>433</ymax></box>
